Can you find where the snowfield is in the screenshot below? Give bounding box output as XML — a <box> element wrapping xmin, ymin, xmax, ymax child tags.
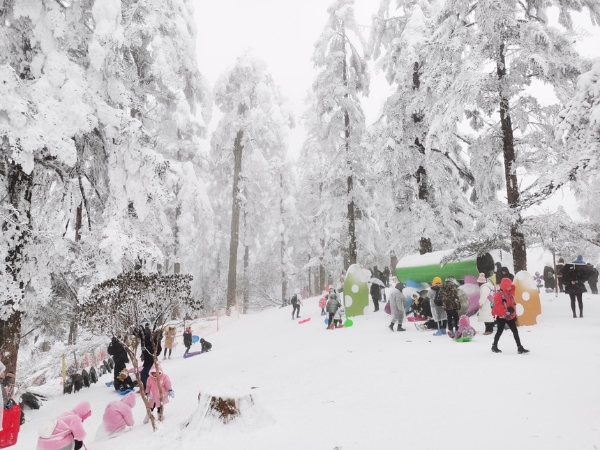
<box><xmin>15</xmin><ymin>290</ymin><xmax>600</xmax><ymax>450</ymax></box>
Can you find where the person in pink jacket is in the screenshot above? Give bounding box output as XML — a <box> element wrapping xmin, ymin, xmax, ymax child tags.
<box><xmin>37</xmin><ymin>401</ymin><xmax>91</xmax><ymax>450</ymax></box>
<box><xmin>143</xmin><ymin>369</ymin><xmax>172</xmax><ymax>423</ymax></box>
<box><xmin>95</xmin><ymin>392</ymin><xmax>136</xmax><ymax>441</ymax></box>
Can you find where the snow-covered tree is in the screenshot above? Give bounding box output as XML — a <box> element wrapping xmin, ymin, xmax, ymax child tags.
<box><xmin>422</xmin><ymin>0</ymin><xmax>599</xmax><ymax>271</ymax></box>
<box><xmin>212</xmin><ymin>51</ymin><xmax>293</xmax><ymax>310</ymax></box>
<box><xmin>367</xmin><ymin>0</ymin><xmax>476</xmax><ymax>256</ymax></box>
<box><xmin>304</xmin><ymin>0</ymin><xmax>371</xmax><ymax>270</ymax></box>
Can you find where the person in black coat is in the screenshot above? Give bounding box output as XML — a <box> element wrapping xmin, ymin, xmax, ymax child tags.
<box><xmin>587</xmin><ymin>263</ymin><xmax>598</xmax><ymax>294</ymax></box>
<box><xmin>107</xmin><ymin>337</ymin><xmax>129</xmax><ymax>380</ymax></box>
<box><xmin>140</xmin><ymin>326</ymin><xmax>162</xmax><ymax>389</ymax></box>
<box><xmin>494</xmin><ymin>262</ymin><xmax>503</xmax><ymax>286</ymax></box>
<box><xmin>370</xmin><ymin>281</ymin><xmax>382</xmax><ymax>312</ymax></box>
<box><xmin>200</xmin><ymin>338</ymin><xmax>212</xmax><ymax>353</ymax></box>
<box><xmin>543</xmin><ymin>265</ymin><xmax>555</xmax><ymax>290</ymax></box>
<box><xmin>561</xmin><ymin>256</ymin><xmax>590</xmax><ymax>318</ymax></box>
<box><xmin>500</xmin><ymin>267</ymin><xmax>514</xmax><ymax>282</ymax></box>
<box><xmin>183</xmin><ymin>326</ymin><xmax>193</xmax><ymax>355</ymax></box>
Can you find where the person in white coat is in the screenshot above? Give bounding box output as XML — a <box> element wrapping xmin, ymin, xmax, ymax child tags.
<box><xmin>388</xmin><ymin>283</ymin><xmax>407</xmax><ymax>331</ymax></box>
<box><xmin>477</xmin><ymin>273</ymin><xmax>495</xmax><ymax>335</ymax></box>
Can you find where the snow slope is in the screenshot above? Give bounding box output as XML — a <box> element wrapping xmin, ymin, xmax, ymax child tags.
<box><xmin>15</xmin><ymin>290</ymin><xmax>600</xmax><ymax>450</ymax></box>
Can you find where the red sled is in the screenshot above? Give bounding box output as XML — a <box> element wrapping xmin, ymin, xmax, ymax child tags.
<box><xmin>407</xmin><ymin>316</ymin><xmax>427</xmax><ymax>322</ymax></box>
<box><xmin>0</xmin><ymin>404</ymin><xmax>21</xmax><ymax>448</ymax></box>
<box><xmin>298</xmin><ymin>318</ymin><xmax>311</xmax><ymax>324</ymax></box>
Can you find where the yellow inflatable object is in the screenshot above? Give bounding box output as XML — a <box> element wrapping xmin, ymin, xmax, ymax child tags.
<box><xmin>513</xmin><ymin>271</ymin><xmax>542</xmax><ymax>326</ymax></box>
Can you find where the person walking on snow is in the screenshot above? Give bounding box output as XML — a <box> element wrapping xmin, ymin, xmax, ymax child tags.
<box><xmin>333</xmin><ymin>302</ymin><xmax>345</xmax><ymax>328</ymax></box>
<box><xmin>318</xmin><ymin>293</ymin><xmax>328</xmax><ymax>315</ymax></box>
<box><xmin>183</xmin><ymin>326</ymin><xmax>193</xmax><ymax>355</ymax></box>
<box><xmin>163</xmin><ymin>326</ymin><xmax>176</xmax><ymax>360</ymax></box>
<box><xmin>325</xmin><ymin>288</ymin><xmax>341</xmax><ymax>329</ymax></box>
<box><xmin>441</xmin><ymin>277</ymin><xmax>462</xmax><ymax>338</ymax></box>
<box><xmin>556</xmin><ymin>257</ymin><xmax>565</xmax><ymax>292</ymax></box>
<box><xmin>477</xmin><ymin>273</ymin><xmax>495</xmax><ymax>335</ymax></box>
<box><xmin>370</xmin><ymin>280</ymin><xmax>382</xmax><ymax>312</ymax></box>
<box><xmin>491</xmin><ymin>278</ymin><xmax>529</xmax><ymax>354</ymax></box>
<box><xmin>561</xmin><ymin>255</ymin><xmax>589</xmax><ymax>318</ymax></box>
<box><xmin>430</xmin><ymin>277</ymin><xmax>447</xmax><ymax>336</ymax></box>
<box><xmin>290</xmin><ymin>290</ymin><xmax>302</xmax><ymax>319</ymax></box>
<box><xmin>388</xmin><ymin>282</ymin><xmax>406</xmax><ymax>331</ymax></box>
<box><xmin>95</xmin><ymin>392</ymin><xmax>136</xmax><ymax>441</ymax></box>
<box><xmin>144</xmin><ymin>367</ymin><xmax>173</xmax><ymax>423</ymax></box>
<box><xmin>37</xmin><ymin>401</ymin><xmax>91</xmax><ymax>450</ymax></box>
<box><xmin>107</xmin><ymin>336</ymin><xmax>129</xmax><ymax>381</ymax></box>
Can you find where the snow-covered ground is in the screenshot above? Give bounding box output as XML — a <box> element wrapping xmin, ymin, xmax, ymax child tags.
<box><xmin>15</xmin><ymin>290</ymin><xmax>600</xmax><ymax>450</ymax></box>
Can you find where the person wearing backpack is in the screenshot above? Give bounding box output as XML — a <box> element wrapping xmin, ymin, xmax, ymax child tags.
<box><xmin>430</xmin><ymin>277</ymin><xmax>447</xmax><ymax>336</ymax></box>
<box><xmin>441</xmin><ymin>277</ymin><xmax>462</xmax><ymax>338</ymax></box>
<box><xmin>477</xmin><ymin>273</ymin><xmax>495</xmax><ymax>335</ymax></box>
<box><xmin>290</xmin><ymin>290</ymin><xmax>302</xmax><ymax>319</ymax></box>
<box><xmin>37</xmin><ymin>401</ymin><xmax>91</xmax><ymax>450</ymax></box>
<box><xmin>325</xmin><ymin>288</ymin><xmax>341</xmax><ymax>329</ymax></box>
<box><xmin>491</xmin><ymin>278</ymin><xmax>529</xmax><ymax>354</ymax></box>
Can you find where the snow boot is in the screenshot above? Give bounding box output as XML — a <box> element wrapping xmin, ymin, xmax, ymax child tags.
<box><xmin>143</xmin><ymin>413</ymin><xmax>152</xmax><ymax>424</ymax></box>
<box><xmin>518</xmin><ymin>346</ymin><xmax>530</xmax><ymax>354</ymax></box>
<box><xmin>397</xmin><ymin>324</ymin><xmax>406</xmax><ymax>331</ymax></box>
<box><xmin>433</xmin><ymin>328</ymin><xmax>446</xmax><ymax>336</ymax></box>
<box><xmin>491</xmin><ymin>345</ymin><xmax>502</xmax><ymax>353</ymax></box>
<box><xmin>447</xmin><ymin>331</ymin><xmax>455</xmax><ymax>338</ymax></box>
<box><xmin>389</xmin><ymin>322</ymin><xmax>395</xmax><ymax>331</ymax></box>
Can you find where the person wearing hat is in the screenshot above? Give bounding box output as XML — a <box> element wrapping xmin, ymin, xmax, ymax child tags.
<box><xmin>477</xmin><ymin>273</ymin><xmax>495</xmax><ymax>335</ymax></box>
<box><xmin>430</xmin><ymin>277</ymin><xmax>447</xmax><ymax>336</ymax></box>
<box><xmin>555</xmin><ymin>257</ymin><xmax>565</xmax><ymax>292</ymax></box>
<box><xmin>37</xmin><ymin>401</ymin><xmax>91</xmax><ymax>450</ymax></box>
<box><xmin>95</xmin><ymin>392</ymin><xmax>136</xmax><ymax>441</ymax></box>
<box><xmin>561</xmin><ymin>255</ymin><xmax>589</xmax><ymax>318</ymax></box>
<box><xmin>440</xmin><ymin>276</ymin><xmax>462</xmax><ymax>338</ymax></box>
<box><xmin>388</xmin><ymin>282</ymin><xmax>406</xmax><ymax>331</ymax></box>
<box><xmin>183</xmin><ymin>326</ymin><xmax>193</xmax><ymax>355</ymax></box>
<box><xmin>113</xmin><ymin>368</ymin><xmax>137</xmax><ymax>393</ymax></box>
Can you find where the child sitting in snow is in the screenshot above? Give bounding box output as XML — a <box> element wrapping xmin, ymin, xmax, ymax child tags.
<box><xmin>144</xmin><ymin>367</ymin><xmax>173</xmax><ymax>423</ymax></box>
<box><xmin>454</xmin><ymin>315</ymin><xmax>477</xmax><ymax>339</ymax></box>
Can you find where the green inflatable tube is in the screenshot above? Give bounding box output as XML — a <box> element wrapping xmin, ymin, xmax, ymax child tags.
<box><xmin>395</xmin><ymin>250</ymin><xmax>493</xmax><ymax>284</ymax></box>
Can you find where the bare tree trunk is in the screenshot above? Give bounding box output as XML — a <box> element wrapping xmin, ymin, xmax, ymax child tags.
<box><xmin>497</xmin><ymin>43</ymin><xmax>527</xmax><ymax>272</ymax></box>
<box><xmin>0</xmin><ymin>160</ymin><xmax>33</xmax><ymax>375</ymax></box>
<box><xmin>123</xmin><ymin>344</ymin><xmax>157</xmax><ymax>431</ymax></box>
<box><xmin>308</xmin><ymin>254</ymin><xmax>311</xmax><ymax>296</ymax></box>
<box><xmin>279</xmin><ymin>174</ymin><xmax>288</xmax><ymax>302</ymax></box>
<box><xmin>226</xmin><ymin>109</ymin><xmax>246</xmax><ymax>311</ymax></box>
<box><xmin>242</xmin><ymin>210</ymin><xmax>249</xmax><ymax>314</ymax></box>
<box><xmin>342</xmin><ymin>35</ymin><xmax>357</xmax><ymax>269</ymax></box>
<box><xmin>411</xmin><ymin>62</ymin><xmax>433</xmax><ymax>255</ymax></box>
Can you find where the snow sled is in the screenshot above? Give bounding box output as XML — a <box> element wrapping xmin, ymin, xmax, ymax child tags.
<box><xmin>184</xmin><ymin>351</ymin><xmax>206</xmax><ymax>359</ymax></box>
<box><xmin>298</xmin><ymin>318</ymin><xmax>311</xmax><ymax>324</ymax></box>
<box><xmin>407</xmin><ymin>315</ymin><xmax>427</xmax><ymax>322</ymax></box>
<box><xmin>0</xmin><ymin>402</ymin><xmax>21</xmax><ymax>448</ymax></box>
<box><xmin>192</xmin><ymin>335</ymin><xmax>200</xmax><ymax>344</ymax></box>
<box><xmin>454</xmin><ymin>336</ymin><xmax>473</xmax><ymax>342</ymax></box>
<box><xmin>117</xmin><ymin>389</ymin><xmax>135</xmax><ymax>395</ymax></box>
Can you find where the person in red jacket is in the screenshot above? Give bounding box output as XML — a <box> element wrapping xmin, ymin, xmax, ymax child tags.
<box><xmin>491</xmin><ymin>278</ymin><xmax>529</xmax><ymax>354</ymax></box>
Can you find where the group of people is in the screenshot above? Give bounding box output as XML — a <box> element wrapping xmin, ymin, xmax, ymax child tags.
<box><xmin>388</xmin><ymin>271</ymin><xmax>529</xmax><ymax>353</ymax></box>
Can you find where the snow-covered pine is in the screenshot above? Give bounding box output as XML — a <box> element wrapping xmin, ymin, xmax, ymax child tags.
<box><xmin>211</xmin><ymin>51</ymin><xmax>294</xmax><ymax>311</ymax></box>
<box><xmin>367</xmin><ymin>0</ymin><xmax>476</xmax><ymax>257</ymax></box>
<box><xmin>301</xmin><ymin>0</ymin><xmax>372</xmax><ymax>272</ymax></box>
<box><xmin>422</xmin><ymin>0</ymin><xmax>599</xmax><ymax>271</ymax></box>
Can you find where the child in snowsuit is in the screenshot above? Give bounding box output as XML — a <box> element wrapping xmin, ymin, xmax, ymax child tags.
<box><xmin>440</xmin><ymin>277</ymin><xmax>462</xmax><ymax>338</ymax></box>
<box><xmin>454</xmin><ymin>315</ymin><xmax>476</xmax><ymax>339</ymax></box>
<box><xmin>325</xmin><ymin>288</ymin><xmax>341</xmax><ymax>329</ymax></box>
<box><xmin>200</xmin><ymin>338</ymin><xmax>212</xmax><ymax>353</ymax></box>
<box><xmin>183</xmin><ymin>327</ymin><xmax>193</xmax><ymax>355</ymax></box>
<box><xmin>37</xmin><ymin>401</ymin><xmax>91</xmax><ymax>450</ymax></box>
<box><xmin>144</xmin><ymin>368</ymin><xmax>173</xmax><ymax>423</ymax></box>
<box><xmin>95</xmin><ymin>392</ymin><xmax>136</xmax><ymax>441</ymax></box>
<box><xmin>491</xmin><ymin>278</ymin><xmax>529</xmax><ymax>354</ymax></box>
<box><xmin>318</xmin><ymin>294</ymin><xmax>328</xmax><ymax>315</ymax></box>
